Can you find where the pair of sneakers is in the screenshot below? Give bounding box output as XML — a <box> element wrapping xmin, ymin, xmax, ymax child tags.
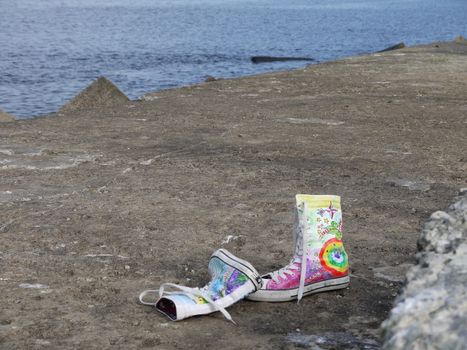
<box><xmin>139</xmin><ymin>195</ymin><xmax>350</xmax><ymax>323</ymax></box>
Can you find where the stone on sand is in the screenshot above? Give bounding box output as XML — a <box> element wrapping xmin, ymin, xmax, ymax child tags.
<box><xmin>204</xmin><ymin>75</ymin><xmax>218</xmax><ymax>82</ymax></box>
<box><xmin>59</xmin><ymin>76</ymin><xmax>129</xmax><ymax>113</ymax></box>
<box><xmin>0</xmin><ymin>109</ymin><xmax>16</xmax><ymax>122</ymax></box>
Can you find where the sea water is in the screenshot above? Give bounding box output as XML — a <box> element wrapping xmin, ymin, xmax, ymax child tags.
<box><xmin>1</xmin><ymin>0</ymin><xmax>466</xmax><ymax>118</ymax></box>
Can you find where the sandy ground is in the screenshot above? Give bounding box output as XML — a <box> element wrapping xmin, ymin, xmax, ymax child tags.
<box><xmin>1</xmin><ymin>41</ymin><xmax>466</xmax><ymax>349</ymax></box>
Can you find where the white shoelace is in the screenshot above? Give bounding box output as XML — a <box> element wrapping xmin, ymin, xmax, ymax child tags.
<box><xmin>269</xmin><ymin>202</ymin><xmax>309</xmax><ymax>302</ymax></box>
<box><xmin>139</xmin><ymin>282</ymin><xmax>235</xmax><ymax>324</ymax></box>
<box><xmin>270</xmin><ymin>256</ymin><xmax>301</xmax><ymax>282</ymax></box>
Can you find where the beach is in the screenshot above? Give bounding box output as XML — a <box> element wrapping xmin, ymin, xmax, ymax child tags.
<box><xmin>1</xmin><ymin>41</ymin><xmax>466</xmax><ymax>349</ymax></box>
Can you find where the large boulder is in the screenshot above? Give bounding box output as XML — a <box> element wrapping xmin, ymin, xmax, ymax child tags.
<box><xmin>381</xmin><ymin>191</ymin><xmax>467</xmax><ymax>349</ymax></box>
<box><xmin>59</xmin><ymin>76</ymin><xmax>129</xmax><ymax>113</ymax></box>
<box><xmin>454</xmin><ymin>35</ymin><xmax>466</xmax><ymax>43</ymax></box>
<box><xmin>0</xmin><ymin>109</ymin><xmax>16</xmax><ymax>122</ymax></box>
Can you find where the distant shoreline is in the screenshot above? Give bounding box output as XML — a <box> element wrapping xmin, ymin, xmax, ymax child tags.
<box><xmin>7</xmin><ymin>39</ymin><xmax>463</xmax><ymax>120</ymax></box>
<box><xmin>2</xmin><ymin>0</ymin><xmax>466</xmax><ymax>118</ymax></box>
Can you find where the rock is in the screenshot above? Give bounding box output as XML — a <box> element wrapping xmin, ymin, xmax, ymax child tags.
<box><xmin>372</xmin><ymin>264</ymin><xmax>413</xmax><ymax>283</ymax></box>
<box><xmin>378</xmin><ymin>42</ymin><xmax>406</xmax><ymax>53</ymax></box>
<box><xmin>386</xmin><ymin>178</ymin><xmax>431</xmax><ymax>192</ymax></box>
<box><xmin>454</xmin><ymin>35</ymin><xmax>466</xmax><ymax>43</ymax></box>
<box><xmin>204</xmin><ymin>75</ymin><xmax>217</xmax><ymax>82</ymax></box>
<box><xmin>287</xmin><ymin>331</ymin><xmax>380</xmax><ymax>349</ymax></box>
<box><xmin>19</xmin><ymin>283</ymin><xmax>49</xmax><ymax>289</ymax></box>
<box><xmin>59</xmin><ymin>76</ymin><xmax>129</xmax><ymax>113</ymax></box>
<box><xmin>381</xmin><ymin>194</ymin><xmax>467</xmax><ymax>349</ymax></box>
<box><xmin>251</xmin><ymin>56</ymin><xmax>314</xmax><ymax>64</ymax></box>
<box><xmin>0</xmin><ymin>109</ymin><xmax>16</xmax><ymax>122</ymax></box>
<box><xmin>281</xmin><ymin>117</ymin><xmax>345</xmax><ymax>126</ymax></box>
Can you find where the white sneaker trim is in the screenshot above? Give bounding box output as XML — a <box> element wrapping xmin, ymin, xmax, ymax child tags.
<box><xmin>247</xmin><ymin>275</ymin><xmax>350</xmax><ymax>302</ymax></box>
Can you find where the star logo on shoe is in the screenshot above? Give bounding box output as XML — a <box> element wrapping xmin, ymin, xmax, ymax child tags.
<box><xmin>327</xmin><ymin>202</ymin><xmax>338</xmax><ymax>219</ymax></box>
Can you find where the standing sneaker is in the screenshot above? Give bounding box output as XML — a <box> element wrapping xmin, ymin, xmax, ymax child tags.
<box><xmin>247</xmin><ymin>194</ymin><xmax>349</xmax><ymax>302</ymax></box>
<box><xmin>139</xmin><ymin>249</ymin><xmax>262</xmax><ymax>323</ymax></box>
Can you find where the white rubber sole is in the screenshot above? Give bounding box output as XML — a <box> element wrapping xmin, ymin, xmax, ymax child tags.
<box><xmin>246</xmin><ymin>275</ymin><xmax>350</xmax><ymax>302</ymax></box>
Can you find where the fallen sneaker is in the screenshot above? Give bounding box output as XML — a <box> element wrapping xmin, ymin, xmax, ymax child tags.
<box><xmin>139</xmin><ymin>248</ymin><xmax>262</xmax><ymax>323</ymax></box>
<box><xmin>247</xmin><ymin>195</ymin><xmax>350</xmax><ymax>302</ymax></box>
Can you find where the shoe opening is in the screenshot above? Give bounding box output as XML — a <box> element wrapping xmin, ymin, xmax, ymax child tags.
<box><xmin>156</xmin><ymin>298</ymin><xmax>177</xmax><ymax>321</ymax></box>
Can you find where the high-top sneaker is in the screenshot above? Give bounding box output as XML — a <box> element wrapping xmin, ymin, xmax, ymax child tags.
<box><xmin>247</xmin><ymin>194</ymin><xmax>349</xmax><ymax>302</ymax></box>
<box><xmin>139</xmin><ymin>249</ymin><xmax>262</xmax><ymax>323</ymax></box>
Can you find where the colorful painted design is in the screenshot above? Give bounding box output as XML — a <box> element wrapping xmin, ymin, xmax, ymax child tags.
<box><xmin>226</xmin><ymin>270</ymin><xmax>248</xmax><ymax>294</ymax></box>
<box><xmin>264</xmin><ymin>195</ymin><xmax>348</xmax><ymax>291</ymax></box>
<box><xmin>328</xmin><ymin>221</ymin><xmax>342</xmax><ymax>240</ymax></box>
<box><xmin>326</xmin><ymin>202</ymin><xmax>338</xmax><ymax>219</ymax></box>
<box><xmin>162</xmin><ymin>258</ymin><xmax>249</xmax><ymax>306</ymax></box>
<box><xmin>196</xmin><ymin>257</ymin><xmax>248</xmax><ymax>304</ymax></box>
<box><xmin>319</xmin><ymin>238</ymin><xmax>348</xmax><ymax>277</ymax></box>
<box><xmin>266</xmin><ymin>259</ymin><xmax>313</xmax><ymax>290</ymax></box>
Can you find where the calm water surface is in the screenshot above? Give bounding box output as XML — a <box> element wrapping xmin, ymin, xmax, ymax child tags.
<box><xmin>1</xmin><ymin>0</ymin><xmax>466</xmax><ymax>118</ymax></box>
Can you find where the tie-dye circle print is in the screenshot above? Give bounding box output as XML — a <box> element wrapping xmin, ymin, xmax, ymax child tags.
<box><xmin>319</xmin><ymin>238</ymin><xmax>348</xmax><ymax>277</ymax></box>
